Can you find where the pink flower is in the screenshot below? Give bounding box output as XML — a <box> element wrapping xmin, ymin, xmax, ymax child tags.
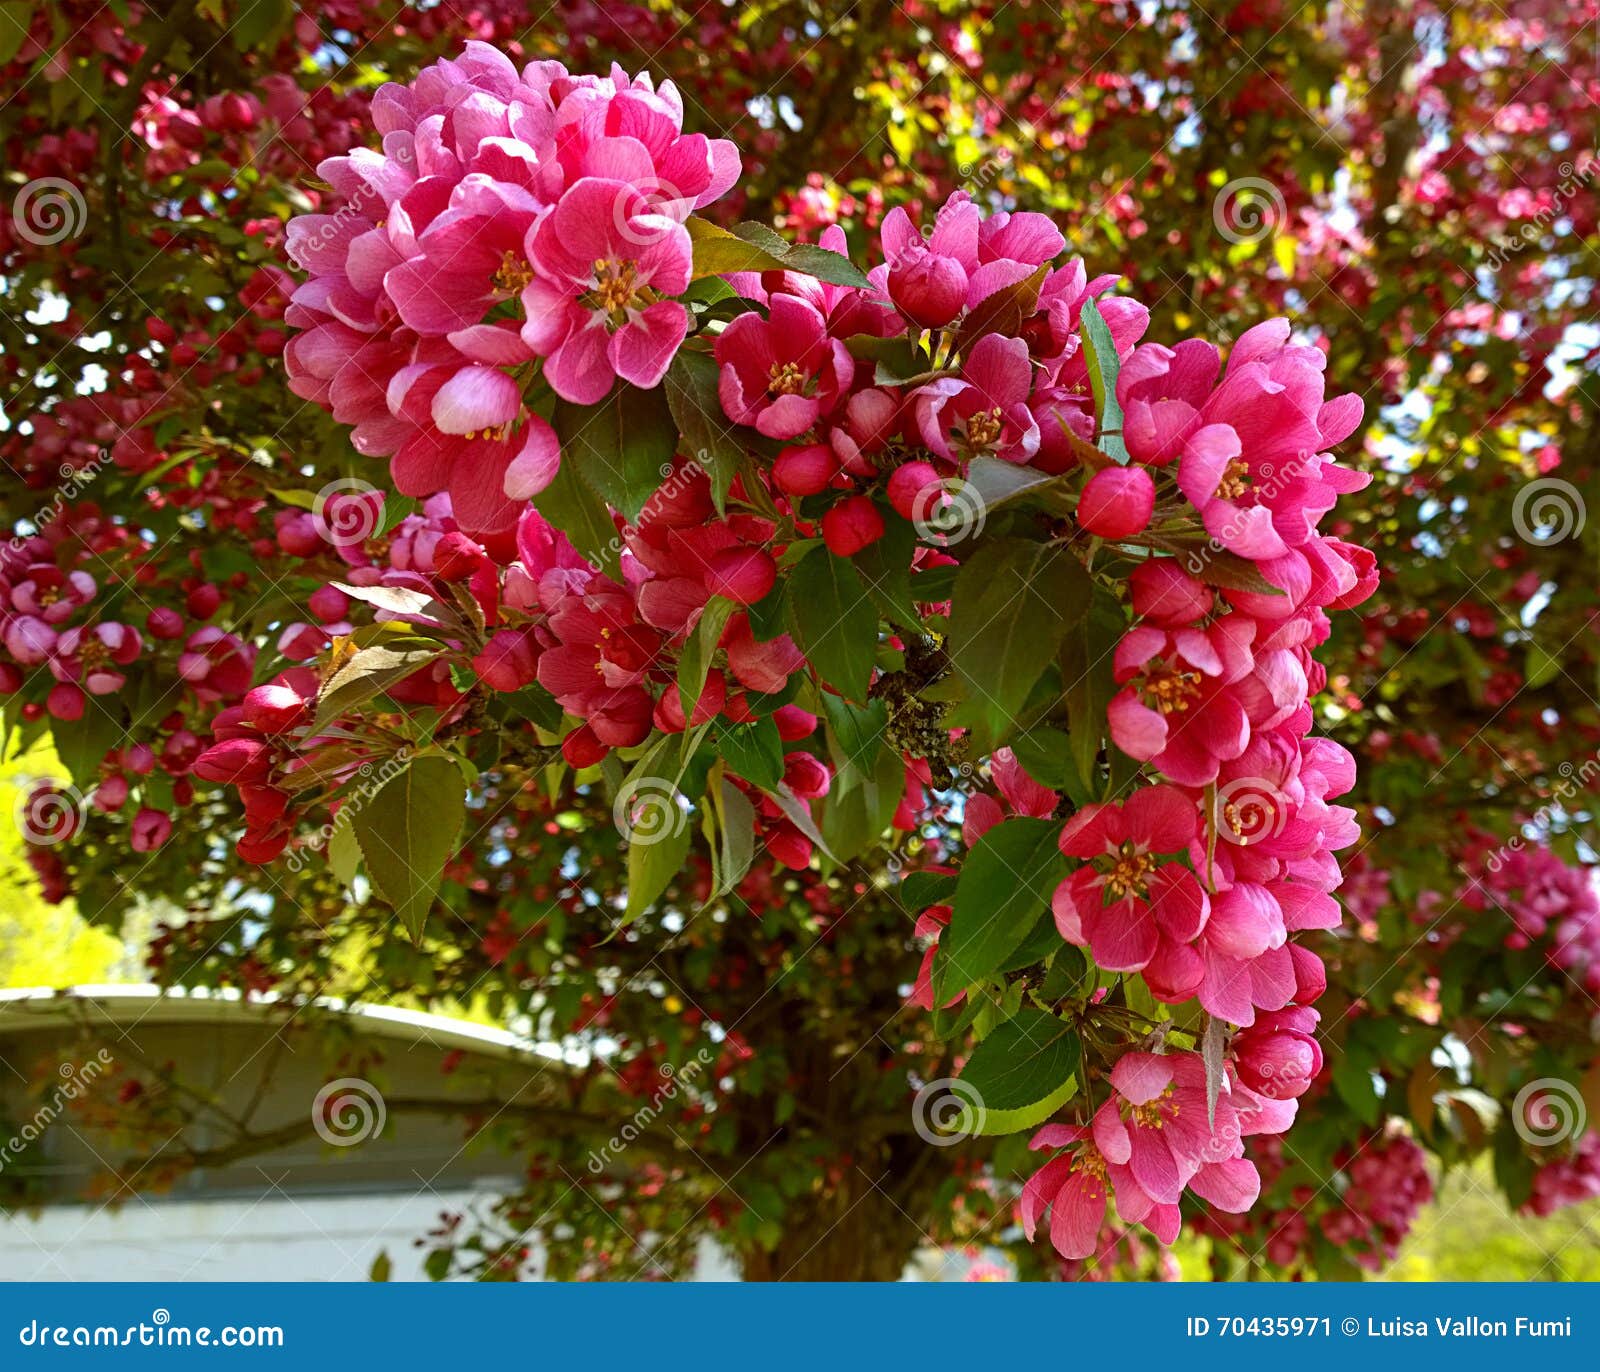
<box><xmin>130</xmin><ymin>807</ymin><xmax>173</xmax><ymax>852</ymax></box>
<box><xmin>1108</xmin><ymin>617</ymin><xmax>1254</xmax><ymax>786</ymax></box>
<box><xmin>912</xmin><ymin>333</ymin><xmax>1039</xmax><ymax>464</ymax></box>
<box><xmin>1053</xmin><ymin>785</ymin><xmax>1209</xmax><ymax>980</ymax></box>
<box><xmin>48</xmin><ymin>623</ymin><xmax>143</xmax><ymax>694</ymax></box>
<box><xmin>521</xmin><ymin>178</ymin><xmax>692</xmax><ymax>404</ymax></box>
<box><xmin>879</xmin><ymin>192</ymin><xmax>1064</xmax><ymax>319</ymax></box>
<box><xmin>716</xmin><ymin>293</ymin><xmax>854</xmax><ymax>439</ymax></box>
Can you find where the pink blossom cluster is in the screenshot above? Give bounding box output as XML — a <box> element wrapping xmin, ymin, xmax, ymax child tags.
<box><xmin>1</xmin><ymin>518</ymin><xmax>258</xmax><ymax>877</ymax></box>
<box><xmin>1199</xmin><ymin>1130</ymin><xmax>1433</xmax><ymax>1271</ymax></box>
<box><xmin>1020</xmin><ymin>1050</ymin><xmax>1297</xmax><ymax>1258</ymax></box>
<box><xmin>283</xmin><ymin>43</ymin><xmax>739</xmax><ymax>536</ymax></box>
<box><xmin>1523</xmin><ymin>1128</ymin><xmax>1600</xmax><ymax>1217</ymax></box>
<box><xmin>1461</xmin><ymin>838</ymin><xmax>1600</xmax><ymax>994</ymax></box>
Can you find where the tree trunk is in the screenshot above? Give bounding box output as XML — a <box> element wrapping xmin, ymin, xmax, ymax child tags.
<box><xmin>738</xmin><ymin>1171</ymin><xmax>921</xmax><ymax>1281</ymax></box>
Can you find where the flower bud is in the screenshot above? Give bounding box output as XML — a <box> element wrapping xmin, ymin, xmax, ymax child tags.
<box><xmin>1077</xmin><ymin>466</ymin><xmax>1155</xmax><ymax>539</ymax></box>
<box><xmin>888</xmin><ymin>249</ymin><xmax>967</xmax><ymax>328</ymax></box>
<box><xmin>772</xmin><ymin>443</ymin><xmax>837</xmax><ymax>497</ymax></box>
<box><xmin>821</xmin><ymin>495</ymin><xmax>885</xmax><ymax>556</ymax></box>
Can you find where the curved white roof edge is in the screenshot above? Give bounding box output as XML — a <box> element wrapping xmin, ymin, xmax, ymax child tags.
<box><xmin>0</xmin><ymin>984</ymin><xmax>569</xmax><ymax>1068</ymax></box>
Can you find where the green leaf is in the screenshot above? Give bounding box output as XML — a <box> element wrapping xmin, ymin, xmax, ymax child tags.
<box><xmin>552</xmin><ymin>385</ymin><xmax>677</xmax><ymax>524</ymax></box>
<box><xmin>934</xmin><ymin>816</ymin><xmax>1067</xmax><ymax>1001</ymax></box>
<box><xmin>0</xmin><ymin>4</ymin><xmax>32</xmax><ymax>66</ymax></box>
<box><xmin>679</xmin><ymin>596</ymin><xmax>737</xmax><ymax>719</ymax></box>
<box><xmin>623</xmin><ymin>799</ymin><xmax>694</xmax><ymax>923</ymax></box>
<box><xmin>948</xmin><ymin>539</ymin><xmax>1089</xmax><ymax>749</ymax></box>
<box><xmin>818</xmin><ymin>742</ymin><xmax>903</xmax><ymax>864</ymax></box>
<box><xmin>819</xmin><ymin>693</ymin><xmax>886</xmax><ymax>779</ymax></box>
<box><xmin>327</xmin><ymin>821</ymin><xmax>362</xmax><ymax>887</ymax></box>
<box><xmin>779</xmin><ymin>242</ymin><xmax>873</xmax><ymax>290</ymax></box>
<box><xmin>1079</xmin><ymin>298</ymin><xmax>1130</xmax><ymax>465</ymax></box>
<box><xmin>964</xmin><ymin>455</ymin><xmax>1076</xmax><ymax>519</ymax></box>
<box><xmin>900</xmin><ymin>870</ymin><xmax>958</xmax><ymax>910</ymax></box>
<box><xmin>532</xmin><ymin>452</ymin><xmax>620</xmax><ymax>573</ymax></box>
<box><xmin>51</xmin><ymin>706</ymin><xmax>124</xmax><ymax>789</ymax></box>
<box><xmin>314</xmin><ymin>635</ymin><xmax>445</xmax><ymax>729</ymax></box>
<box><xmin>684</xmin><ymin>217</ymin><xmax>871</xmax><ymax>289</ymax></box>
<box><xmin>786</xmin><ymin>544</ymin><xmax>879</xmax><ymax>702</ymax></box>
<box><xmin>953</xmin><ymin>1009</ymin><xmax>1082</xmax><ymax>1136</ymax></box>
<box><xmin>1058</xmin><ymin>588</ymin><xmax>1126</xmax><ymax>798</ymax></box>
<box><xmin>713</xmin><ymin>777</ymin><xmax>757</xmax><ymax>899</ymax></box>
<box><xmin>351</xmin><ymin>754</ymin><xmax>467</xmax><ymax>943</ymax></box>
<box><xmin>852</xmin><ymin>514</ymin><xmax>922</xmax><ymax>627</ymax></box>
<box><xmin>665</xmin><ymin>350</ymin><xmax>746</xmax><ymax>515</ymax></box>
<box><xmin>719</xmin><ymin>716</ymin><xmax>784</xmax><ymax>790</ymax></box>
<box><xmin>1525</xmin><ymin>641</ymin><xmax>1561</xmax><ymax>689</ymax></box>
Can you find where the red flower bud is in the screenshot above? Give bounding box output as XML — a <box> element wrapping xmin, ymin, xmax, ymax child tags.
<box><xmin>888</xmin><ymin>249</ymin><xmax>967</xmax><ymax>328</ymax></box>
<box><xmin>193</xmin><ymin>737</ymin><xmax>273</xmax><ymax>784</ymax></box>
<box><xmin>561</xmin><ymin>723</ymin><xmax>609</xmax><ymax>770</ymax></box>
<box><xmin>821</xmin><ymin>495</ymin><xmax>885</xmax><ymax>556</ymax></box>
<box><xmin>434</xmin><ymin>531</ymin><xmax>486</xmax><ymax>582</ymax></box>
<box><xmin>1077</xmin><ymin>466</ymin><xmax>1155</xmax><ymax>539</ymax></box>
<box><xmin>471</xmin><ymin>629</ymin><xmax>541</xmax><ymax>692</ymax></box>
<box><xmin>772</xmin><ymin>443</ymin><xmax>837</xmax><ymax>496</ymax></box>
<box><xmin>886</xmin><ymin>461</ymin><xmax>941</xmax><ymax>521</ymax></box>
<box><xmin>242</xmin><ymin>683</ymin><xmax>309</xmax><ymax>734</ymax></box>
<box><xmin>781</xmin><ymin>752</ymin><xmax>831</xmax><ymax>799</ymax></box>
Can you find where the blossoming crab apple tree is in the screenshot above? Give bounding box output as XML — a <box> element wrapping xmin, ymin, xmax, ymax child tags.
<box><xmin>0</xmin><ymin>0</ymin><xmax>1594</xmax><ymax>1281</ymax></box>
<box><xmin>151</xmin><ymin>40</ymin><xmax>1377</xmax><ymax>1265</ymax></box>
